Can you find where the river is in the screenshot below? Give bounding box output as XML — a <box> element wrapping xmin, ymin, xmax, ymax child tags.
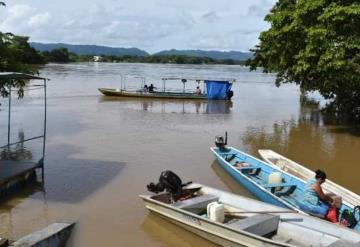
<box><xmin>0</xmin><ymin>63</ymin><xmax>359</xmax><ymax>246</ymax></box>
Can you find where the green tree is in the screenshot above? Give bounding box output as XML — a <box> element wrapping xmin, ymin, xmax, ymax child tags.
<box><xmin>247</xmin><ymin>0</ymin><xmax>360</xmax><ymax>121</ymax></box>
<box><xmin>49</xmin><ymin>48</ymin><xmax>70</xmax><ymax>62</ymax></box>
<box><xmin>0</xmin><ymin>2</ymin><xmax>41</xmax><ymax>98</ymax></box>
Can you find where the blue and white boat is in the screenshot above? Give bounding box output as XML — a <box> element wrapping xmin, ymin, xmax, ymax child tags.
<box><xmin>210</xmin><ymin>134</ymin><xmax>360</xmax><ymax>232</ymax></box>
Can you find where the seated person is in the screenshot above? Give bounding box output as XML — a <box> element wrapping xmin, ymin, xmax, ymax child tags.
<box><xmin>195</xmin><ymin>86</ymin><xmax>201</xmax><ymax>95</ymax></box>
<box><xmin>233</xmin><ymin>161</ymin><xmax>249</xmax><ymax>167</ymax></box>
<box><xmin>299</xmin><ymin>170</ymin><xmax>335</xmax><ymax>218</ymax></box>
<box><xmin>143</xmin><ymin>84</ymin><xmax>149</xmax><ymax>92</ymax></box>
<box><xmin>149</xmin><ymin>84</ymin><xmax>157</xmax><ymax>92</ymax></box>
<box><xmin>233</xmin><ymin>161</ymin><xmax>257</xmax><ymax>175</ymax></box>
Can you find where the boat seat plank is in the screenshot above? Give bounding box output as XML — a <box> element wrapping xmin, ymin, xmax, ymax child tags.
<box><xmin>263</xmin><ymin>182</ymin><xmax>297</xmax><ymax>189</ymax></box>
<box><xmin>236</xmin><ymin>166</ymin><xmax>261</xmax><ymax>171</ymax></box>
<box><xmin>173</xmin><ymin>195</ymin><xmax>219</xmax><ymax>212</ymax></box>
<box><xmin>236</xmin><ymin>166</ymin><xmax>262</xmax><ymax>176</ymax></box>
<box><xmin>226</xmin><ymin>214</ymin><xmax>280</xmax><ymax>237</ymax></box>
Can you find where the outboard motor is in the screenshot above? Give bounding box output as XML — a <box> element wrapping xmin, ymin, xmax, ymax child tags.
<box><xmin>215</xmin><ymin>132</ymin><xmax>228</xmax><ymax>152</ymax></box>
<box><xmin>147</xmin><ymin>170</ymin><xmax>192</xmax><ymax>201</ymax></box>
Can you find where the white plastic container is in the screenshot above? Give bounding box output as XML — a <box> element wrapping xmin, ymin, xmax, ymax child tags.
<box><xmin>268</xmin><ymin>172</ymin><xmax>282</xmax><ymax>184</ymax></box>
<box><xmin>207</xmin><ymin>202</ymin><xmax>225</xmax><ymax>223</ymax></box>
<box><xmin>268</xmin><ymin>172</ymin><xmax>283</xmax><ymax>191</ymax></box>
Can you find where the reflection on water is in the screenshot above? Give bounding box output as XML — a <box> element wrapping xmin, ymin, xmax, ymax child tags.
<box><xmin>211</xmin><ymin>161</ymin><xmax>254</xmax><ymax>198</ymax></box>
<box><xmin>141</xmin><ymin>213</ymin><xmax>218</xmax><ymax>247</ymax></box>
<box><xmin>0</xmin><ymin>131</ymin><xmax>33</xmax><ymax>161</ymax></box>
<box><xmin>242</xmin><ymin>102</ymin><xmax>360</xmax><ymax>193</ymax></box>
<box><xmin>0</xmin><ymin>183</ymin><xmax>45</xmax><ymax>238</ymax></box>
<box><xmin>42</xmin><ymin>143</ymin><xmax>126</xmax><ymax>203</ymax></box>
<box><xmin>99</xmin><ymin>97</ymin><xmax>233</xmax><ymax>114</ymax></box>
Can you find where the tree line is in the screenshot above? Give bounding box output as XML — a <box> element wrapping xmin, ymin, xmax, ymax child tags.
<box><xmin>37</xmin><ymin>48</ymin><xmax>246</xmax><ymax>65</ymax></box>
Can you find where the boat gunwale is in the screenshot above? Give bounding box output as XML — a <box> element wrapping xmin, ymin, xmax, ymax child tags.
<box><xmin>98</xmin><ymin>88</ymin><xmax>208</xmax><ymax>100</ymax></box>
<box><xmin>210</xmin><ymin>147</ymin><xmax>303</xmax><ymax>214</ymax></box>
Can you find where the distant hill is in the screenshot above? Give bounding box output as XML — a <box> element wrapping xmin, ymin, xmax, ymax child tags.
<box><xmin>30</xmin><ymin>43</ymin><xmax>253</xmax><ymax>61</ymax></box>
<box><xmin>154</xmin><ymin>49</ymin><xmax>253</xmax><ymax>61</ymax></box>
<box><xmin>30</xmin><ymin>42</ymin><xmax>149</xmax><ymax>56</ymax></box>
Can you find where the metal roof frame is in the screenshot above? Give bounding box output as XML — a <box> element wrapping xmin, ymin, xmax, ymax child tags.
<box><xmin>0</xmin><ymin>72</ymin><xmax>49</xmax><ymax>81</ymax></box>
<box><xmin>1</xmin><ymin>72</ymin><xmax>48</xmax><ymax>182</ymax></box>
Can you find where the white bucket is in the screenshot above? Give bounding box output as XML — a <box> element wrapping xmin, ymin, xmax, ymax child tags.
<box><xmin>268</xmin><ymin>172</ymin><xmax>282</xmax><ymax>184</ymax></box>
<box><xmin>207</xmin><ymin>202</ymin><xmax>225</xmax><ymax>223</ymax></box>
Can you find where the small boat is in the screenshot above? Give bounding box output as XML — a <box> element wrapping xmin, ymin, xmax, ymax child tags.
<box><xmin>258</xmin><ymin>149</ymin><xmax>360</xmax><ymax>208</ymax></box>
<box><xmin>98</xmin><ymin>88</ymin><xmax>207</xmax><ymax>99</ymax></box>
<box><xmin>99</xmin><ymin>76</ymin><xmax>235</xmax><ymax>100</ymax></box>
<box><xmin>210</xmin><ymin>134</ymin><xmax>360</xmax><ymax>232</ymax></box>
<box><xmin>140</xmin><ymin>171</ymin><xmax>360</xmax><ymax>247</ymax></box>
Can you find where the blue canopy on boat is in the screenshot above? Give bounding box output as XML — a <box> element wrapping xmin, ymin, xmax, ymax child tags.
<box><xmin>205</xmin><ymin>80</ymin><xmax>232</xmax><ymax>100</ymax></box>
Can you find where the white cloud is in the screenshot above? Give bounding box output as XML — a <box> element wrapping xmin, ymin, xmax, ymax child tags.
<box><xmin>28</xmin><ymin>13</ymin><xmax>51</xmax><ymax>27</ymax></box>
<box><xmin>0</xmin><ymin>4</ymin><xmax>51</xmax><ymax>36</ymax></box>
<box><xmin>0</xmin><ymin>0</ymin><xmax>277</xmax><ymax>52</ymax></box>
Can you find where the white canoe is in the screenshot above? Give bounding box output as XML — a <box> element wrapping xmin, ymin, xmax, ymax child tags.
<box><xmin>258</xmin><ymin>149</ymin><xmax>360</xmax><ymax>208</ymax></box>
<box><xmin>140</xmin><ymin>183</ymin><xmax>360</xmax><ymax>247</ymax></box>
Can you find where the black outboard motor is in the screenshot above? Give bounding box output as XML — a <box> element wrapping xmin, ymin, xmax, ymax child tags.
<box><xmin>215</xmin><ymin>131</ymin><xmax>228</xmax><ymax>152</ymax></box>
<box><xmin>147</xmin><ymin>171</ymin><xmax>192</xmax><ymax>201</ymax></box>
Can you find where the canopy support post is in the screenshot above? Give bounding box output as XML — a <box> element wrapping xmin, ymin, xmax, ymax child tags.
<box><xmin>41</xmin><ymin>79</ymin><xmax>47</xmax><ymax>182</ymax></box>
<box><xmin>7</xmin><ymin>83</ymin><xmax>11</xmax><ymax>148</ymax></box>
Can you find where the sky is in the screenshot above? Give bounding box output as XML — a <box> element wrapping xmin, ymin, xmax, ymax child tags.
<box><xmin>0</xmin><ymin>0</ymin><xmax>276</xmax><ymax>53</ymax></box>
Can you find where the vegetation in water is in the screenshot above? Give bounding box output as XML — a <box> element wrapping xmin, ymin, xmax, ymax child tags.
<box><xmin>36</xmin><ymin>47</ymin><xmax>246</xmax><ymax>65</ymax></box>
<box><xmin>247</xmin><ymin>0</ymin><xmax>360</xmax><ymax>123</ymax></box>
<box><xmin>71</xmin><ymin>54</ymin><xmax>246</xmax><ymax>65</ymax></box>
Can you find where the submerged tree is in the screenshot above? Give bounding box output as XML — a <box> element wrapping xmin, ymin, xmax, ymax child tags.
<box><xmin>247</xmin><ymin>0</ymin><xmax>360</xmax><ymax>122</ymax></box>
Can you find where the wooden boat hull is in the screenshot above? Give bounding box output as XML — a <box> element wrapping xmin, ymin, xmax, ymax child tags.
<box><xmin>211</xmin><ymin>147</ymin><xmax>360</xmax><ymax>232</ymax></box>
<box><xmin>140</xmin><ymin>183</ymin><xmax>360</xmax><ymax>247</ymax></box>
<box><xmin>258</xmin><ymin>149</ymin><xmax>360</xmax><ymax>208</ymax></box>
<box><xmin>98</xmin><ymin>88</ymin><xmax>207</xmax><ymax>100</ymax></box>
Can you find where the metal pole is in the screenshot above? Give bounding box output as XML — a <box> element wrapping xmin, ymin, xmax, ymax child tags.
<box><xmin>42</xmin><ymin>79</ymin><xmax>47</xmax><ymax>160</ymax></box>
<box><xmin>162</xmin><ymin>79</ymin><xmax>165</xmax><ymax>92</ymax></box>
<box><xmin>42</xmin><ymin>79</ymin><xmax>47</xmax><ymax>182</ymax></box>
<box><xmin>7</xmin><ymin>83</ymin><xmax>11</xmax><ymax>147</ymax></box>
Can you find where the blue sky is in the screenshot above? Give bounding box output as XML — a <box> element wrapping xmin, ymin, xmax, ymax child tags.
<box><xmin>0</xmin><ymin>0</ymin><xmax>276</xmax><ymax>53</ymax></box>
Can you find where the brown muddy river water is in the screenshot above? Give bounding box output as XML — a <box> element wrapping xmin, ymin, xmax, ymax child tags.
<box><xmin>0</xmin><ymin>63</ymin><xmax>359</xmax><ymax>246</ymax></box>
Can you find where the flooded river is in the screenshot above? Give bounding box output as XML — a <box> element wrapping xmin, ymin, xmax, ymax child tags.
<box><xmin>0</xmin><ymin>63</ymin><xmax>359</xmax><ymax>246</ymax></box>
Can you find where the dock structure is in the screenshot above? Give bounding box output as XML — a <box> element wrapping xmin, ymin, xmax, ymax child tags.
<box><xmin>10</xmin><ymin>222</ymin><xmax>75</xmax><ymax>247</ymax></box>
<box><xmin>0</xmin><ymin>73</ymin><xmax>48</xmax><ymax>198</ymax></box>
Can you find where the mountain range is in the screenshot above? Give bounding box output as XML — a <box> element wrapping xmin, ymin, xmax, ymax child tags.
<box><xmin>30</xmin><ymin>42</ymin><xmax>252</xmax><ymax>61</ymax></box>
<box><xmin>30</xmin><ymin>42</ymin><xmax>149</xmax><ymax>57</ymax></box>
<box><xmin>154</xmin><ymin>49</ymin><xmax>252</xmax><ymax>61</ymax></box>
